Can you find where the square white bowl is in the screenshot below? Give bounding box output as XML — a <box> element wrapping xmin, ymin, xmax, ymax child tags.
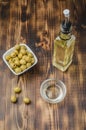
<box><xmin>3</xmin><ymin>43</ymin><xmax>38</xmax><ymax>75</ymax></box>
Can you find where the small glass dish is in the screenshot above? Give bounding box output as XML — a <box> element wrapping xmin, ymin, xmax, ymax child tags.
<box><xmin>3</xmin><ymin>43</ymin><xmax>38</xmax><ymax>75</ymax></box>
<box><xmin>40</xmin><ymin>78</ymin><xmax>66</xmax><ymax>104</ymax></box>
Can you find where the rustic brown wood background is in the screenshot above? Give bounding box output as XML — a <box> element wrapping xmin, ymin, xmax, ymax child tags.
<box><xmin>0</xmin><ymin>0</ymin><xmax>86</xmax><ymax>130</ymax></box>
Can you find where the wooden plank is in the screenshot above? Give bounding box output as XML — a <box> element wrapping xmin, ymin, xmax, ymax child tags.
<box><xmin>0</xmin><ymin>0</ymin><xmax>86</xmax><ymax>130</ymax></box>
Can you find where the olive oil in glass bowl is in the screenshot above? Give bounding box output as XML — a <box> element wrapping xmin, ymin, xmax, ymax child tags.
<box><xmin>40</xmin><ymin>79</ymin><xmax>66</xmax><ymax>104</ymax></box>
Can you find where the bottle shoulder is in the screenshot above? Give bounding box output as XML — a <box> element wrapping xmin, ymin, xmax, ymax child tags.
<box><xmin>54</xmin><ymin>34</ymin><xmax>75</xmax><ymax>48</ymax></box>
<box><xmin>55</xmin><ymin>34</ymin><xmax>75</xmax><ymax>41</ymax></box>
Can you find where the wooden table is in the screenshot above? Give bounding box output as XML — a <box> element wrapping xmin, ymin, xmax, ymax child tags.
<box><xmin>0</xmin><ymin>0</ymin><xmax>86</xmax><ymax>130</ymax></box>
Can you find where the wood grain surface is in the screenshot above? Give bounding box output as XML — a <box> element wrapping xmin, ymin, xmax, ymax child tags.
<box><xmin>0</xmin><ymin>0</ymin><xmax>86</xmax><ymax>130</ymax></box>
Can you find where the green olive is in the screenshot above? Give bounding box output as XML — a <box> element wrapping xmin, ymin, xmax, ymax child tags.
<box><xmin>31</xmin><ymin>58</ymin><xmax>35</xmax><ymax>64</ymax></box>
<box><xmin>18</xmin><ymin>53</ymin><xmax>23</xmax><ymax>59</ymax></box>
<box><xmin>23</xmin><ymin>97</ymin><xmax>31</xmax><ymax>104</ymax></box>
<box><xmin>5</xmin><ymin>55</ymin><xmax>11</xmax><ymax>61</ymax></box>
<box><xmin>14</xmin><ymin>59</ymin><xmax>20</xmax><ymax>66</ymax></box>
<box><xmin>20</xmin><ymin>59</ymin><xmax>26</xmax><ymax>65</ymax></box>
<box><xmin>26</xmin><ymin>63</ymin><xmax>32</xmax><ymax>68</ymax></box>
<box><xmin>22</xmin><ymin>55</ymin><xmax>27</xmax><ymax>60</ymax></box>
<box><xmin>9</xmin><ymin>63</ymin><xmax>17</xmax><ymax>69</ymax></box>
<box><xmin>8</xmin><ymin>58</ymin><xmax>13</xmax><ymax>64</ymax></box>
<box><xmin>11</xmin><ymin>95</ymin><xmax>17</xmax><ymax>103</ymax></box>
<box><xmin>14</xmin><ymin>67</ymin><xmax>21</xmax><ymax>73</ymax></box>
<box><xmin>20</xmin><ymin>45</ymin><xmax>27</xmax><ymax>50</ymax></box>
<box><xmin>10</xmin><ymin>52</ymin><xmax>17</xmax><ymax>58</ymax></box>
<box><xmin>20</xmin><ymin>65</ymin><xmax>26</xmax><ymax>71</ymax></box>
<box><xmin>20</xmin><ymin>49</ymin><xmax>26</xmax><ymax>55</ymax></box>
<box><xmin>13</xmin><ymin>57</ymin><xmax>19</xmax><ymax>62</ymax></box>
<box><xmin>9</xmin><ymin>62</ymin><xmax>14</xmax><ymax>68</ymax></box>
<box><xmin>15</xmin><ymin>44</ymin><xmax>20</xmax><ymax>50</ymax></box>
<box><xmin>28</xmin><ymin>52</ymin><xmax>33</xmax><ymax>58</ymax></box>
<box><xmin>26</xmin><ymin>51</ymin><xmax>30</xmax><ymax>55</ymax></box>
<box><xmin>13</xmin><ymin>50</ymin><xmax>18</xmax><ymax>55</ymax></box>
<box><xmin>14</xmin><ymin>87</ymin><xmax>22</xmax><ymax>93</ymax></box>
<box><xmin>25</xmin><ymin>56</ymin><xmax>31</xmax><ymax>62</ymax></box>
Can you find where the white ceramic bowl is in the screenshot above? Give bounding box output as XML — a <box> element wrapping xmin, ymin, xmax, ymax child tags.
<box><xmin>3</xmin><ymin>43</ymin><xmax>38</xmax><ymax>75</ymax></box>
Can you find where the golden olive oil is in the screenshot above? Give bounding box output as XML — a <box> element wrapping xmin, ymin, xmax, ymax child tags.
<box><xmin>53</xmin><ymin>9</ymin><xmax>76</xmax><ymax>72</ymax></box>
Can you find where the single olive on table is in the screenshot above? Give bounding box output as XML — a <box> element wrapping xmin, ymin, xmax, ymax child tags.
<box><xmin>23</xmin><ymin>97</ymin><xmax>31</xmax><ymax>104</ymax></box>
<box><xmin>11</xmin><ymin>95</ymin><xmax>17</xmax><ymax>103</ymax></box>
<box><xmin>14</xmin><ymin>86</ymin><xmax>22</xmax><ymax>93</ymax></box>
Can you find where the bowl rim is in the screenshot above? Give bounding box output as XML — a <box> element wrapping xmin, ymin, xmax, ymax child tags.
<box><xmin>2</xmin><ymin>43</ymin><xmax>38</xmax><ymax>75</ymax></box>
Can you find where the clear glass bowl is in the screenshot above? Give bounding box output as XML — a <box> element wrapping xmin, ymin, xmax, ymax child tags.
<box><xmin>40</xmin><ymin>78</ymin><xmax>66</xmax><ymax>103</ymax></box>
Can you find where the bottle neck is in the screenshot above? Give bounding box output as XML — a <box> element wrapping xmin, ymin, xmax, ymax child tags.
<box><xmin>59</xmin><ymin>9</ymin><xmax>72</xmax><ymax>40</ymax></box>
<box><xmin>59</xmin><ymin>31</ymin><xmax>71</xmax><ymax>40</ymax></box>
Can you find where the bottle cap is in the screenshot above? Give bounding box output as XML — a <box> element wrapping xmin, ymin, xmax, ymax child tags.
<box><xmin>63</xmin><ymin>9</ymin><xmax>70</xmax><ymax>18</ymax></box>
<box><xmin>61</xmin><ymin>9</ymin><xmax>72</xmax><ymax>34</ymax></box>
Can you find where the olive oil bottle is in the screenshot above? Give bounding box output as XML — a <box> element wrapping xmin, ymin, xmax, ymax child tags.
<box><xmin>53</xmin><ymin>9</ymin><xmax>75</xmax><ymax>72</ymax></box>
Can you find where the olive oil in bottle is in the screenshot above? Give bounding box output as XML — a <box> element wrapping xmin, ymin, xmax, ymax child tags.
<box><xmin>53</xmin><ymin>9</ymin><xmax>75</xmax><ymax>72</ymax></box>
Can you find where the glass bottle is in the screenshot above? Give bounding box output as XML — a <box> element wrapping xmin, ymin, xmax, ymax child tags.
<box><xmin>52</xmin><ymin>9</ymin><xmax>76</xmax><ymax>72</ymax></box>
